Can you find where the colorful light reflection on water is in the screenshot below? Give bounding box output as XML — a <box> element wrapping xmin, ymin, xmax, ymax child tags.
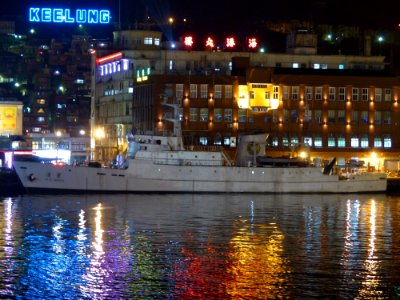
<box><xmin>0</xmin><ymin>193</ymin><xmax>400</xmax><ymax>299</ymax></box>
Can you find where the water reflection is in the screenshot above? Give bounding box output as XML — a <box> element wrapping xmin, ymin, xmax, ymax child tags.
<box><xmin>0</xmin><ymin>193</ymin><xmax>399</xmax><ymax>298</ymax></box>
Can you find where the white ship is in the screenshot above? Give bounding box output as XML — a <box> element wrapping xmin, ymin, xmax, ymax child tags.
<box><xmin>13</xmin><ymin>131</ymin><xmax>387</xmax><ymax>194</ymax></box>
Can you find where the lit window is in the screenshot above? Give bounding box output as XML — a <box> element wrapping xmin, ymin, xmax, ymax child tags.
<box><xmin>272</xmin><ymin>136</ymin><xmax>278</xmax><ymax>146</ymax></box>
<box><xmin>292</xmin><ymin>63</ymin><xmax>299</xmax><ymax>68</ymax></box>
<box><xmin>351</xmin><ymin>137</ymin><xmax>359</xmax><ymax>148</ymax></box>
<box><xmin>374</xmin><ymin>137</ymin><xmax>382</xmax><ymax>148</ymax></box>
<box><xmin>282</xmin><ymin>136</ymin><xmax>289</xmax><ymax>146</ymax></box>
<box><xmin>313</xmin><ymin>64</ymin><xmax>320</xmax><ymax>69</ymax></box>
<box><xmin>199</xmin><ymin>136</ymin><xmax>208</xmax><ymax>145</ymax></box>
<box><xmin>384</xmin><ymin>136</ymin><xmax>392</xmax><ymax>148</ymax></box>
<box><xmin>360</xmin><ymin>136</ymin><xmax>368</xmax><ymax>148</ymax></box>
<box><xmin>328</xmin><ymin>137</ymin><xmax>335</xmax><ymax>147</ymax></box>
<box><xmin>121</xmin><ymin>59</ymin><xmax>129</xmax><ymax>71</ymax></box>
<box><xmin>338</xmin><ymin>137</ymin><xmax>346</xmax><ymax>148</ymax></box>
<box><xmin>314</xmin><ymin>137</ymin><xmax>322</xmax><ymax>147</ymax></box>
<box><xmin>304</xmin><ymin>137</ymin><xmax>312</xmax><ymax>146</ymax></box>
<box><xmin>144</xmin><ymin>37</ymin><xmax>153</xmax><ymax>45</ymax></box>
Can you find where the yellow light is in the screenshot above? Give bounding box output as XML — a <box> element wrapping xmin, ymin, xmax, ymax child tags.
<box><xmin>95</xmin><ymin>128</ymin><xmax>105</xmax><ymax>139</ymax></box>
<box><xmin>299</xmin><ymin>151</ymin><xmax>308</xmax><ymax>159</ymax></box>
<box><xmin>270</xmin><ymin>99</ymin><xmax>279</xmax><ymax>110</ymax></box>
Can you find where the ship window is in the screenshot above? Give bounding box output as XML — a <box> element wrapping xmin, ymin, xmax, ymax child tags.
<box><xmin>314</xmin><ymin>137</ymin><xmax>322</xmax><ymax>147</ymax></box>
<box><xmin>360</xmin><ymin>136</ymin><xmax>369</xmax><ymax>148</ymax></box>
<box><xmin>351</xmin><ymin>137</ymin><xmax>359</xmax><ymax>148</ymax></box>
<box><xmin>282</xmin><ymin>136</ymin><xmax>289</xmax><ymax>146</ymax></box>
<box><xmin>338</xmin><ymin>137</ymin><xmax>345</xmax><ymax>148</ymax></box>
<box><xmin>328</xmin><ymin>137</ymin><xmax>335</xmax><ymax>147</ymax></box>
<box><xmin>290</xmin><ymin>136</ymin><xmax>299</xmax><ymax>146</ymax></box>
<box><xmin>383</xmin><ymin>135</ymin><xmax>392</xmax><ymax>148</ymax></box>
<box><xmin>272</xmin><ymin>136</ymin><xmax>278</xmax><ymax>147</ymax></box>
<box><xmin>374</xmin><ymin>137</ymin><xmax>382</xmax><ymax>148</ymax></box>
<box><xmin>199</xmin><ymin>136</ymin><xmax>208</xmax><ymax>145</ymax></box>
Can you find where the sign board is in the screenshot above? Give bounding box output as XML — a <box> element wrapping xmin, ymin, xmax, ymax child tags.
<box><xmin>29</xmin><ymin>7</ymin><xmax>111</xmax><ymax>24</ymax></box>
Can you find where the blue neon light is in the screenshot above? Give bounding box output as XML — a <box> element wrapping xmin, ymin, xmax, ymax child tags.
<box><xmin>29</xmin><ymin>7</ymin><xmax>111</xmax><ymax>24</ymax></box>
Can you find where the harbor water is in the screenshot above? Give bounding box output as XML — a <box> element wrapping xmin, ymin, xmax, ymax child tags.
<box><xmin>1</xmin><ymin>193</ymin><xmax>400</xmax><ymax>299</ymax></box>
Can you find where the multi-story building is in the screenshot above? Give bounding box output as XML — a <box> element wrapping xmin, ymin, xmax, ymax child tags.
<box><xmin>92</xmin><ymin>29</ymin><xmax>400</xmax><ymax>171</ymax></box>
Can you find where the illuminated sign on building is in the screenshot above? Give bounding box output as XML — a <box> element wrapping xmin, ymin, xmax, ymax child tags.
<box><xmin>29</xmin><ymin>7</ymin><xmax>111</xmax><ymax>24</ymax></box>
<box><xmin>183</xmin><ymin>36</ymin><xmax>194</xmax><ymax>48</ymax></box>
<box><xmin>205</xmin><ymin>37</ymin><xmax>215</xmax><ymax>49</ymax></box>
<box><xmin>96</xmin><ymin>52</ymin><xmax>130</xmax><ymax>77</ymax></box>
<box><xmin>248</xmin><ymin>38</ymin><xmax>258</xmax><ymax>49</ymax></box>
<box><xmin>225</xmin><ymin>37</ymin><xmax>236</xmax><ymax>48</ymax></box>
<box><xmin>0</xmin><ymin>103</ymin><xmax>23</xmax><ymax>136</ymax></box>
<box><xmin>136</xmin><ymin>68</ymin><xmax>151</xmax><ymax>82</ymax></box>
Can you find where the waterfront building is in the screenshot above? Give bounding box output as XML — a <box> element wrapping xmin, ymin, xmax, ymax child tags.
<box><xmin>92</xmin><ymin>29</ymin><xmax>400</xmax><ymax>171</ymax></box>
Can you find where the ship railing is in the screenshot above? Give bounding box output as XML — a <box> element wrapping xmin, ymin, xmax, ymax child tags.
<box><xmin>152</xmin><ymin>157</ymin><xmax>224</xmax><ymax>167</ymax></box>
<box><xmin>184</xmin><ymin>145</ymin><xmax>235</xmax><ymax>166</ymax></box>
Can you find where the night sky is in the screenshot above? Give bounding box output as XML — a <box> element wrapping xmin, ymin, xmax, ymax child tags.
<box><xmin>1</xmin><ymin>0</ymin><xmax>398</xmax><ymax>37</ymax></box>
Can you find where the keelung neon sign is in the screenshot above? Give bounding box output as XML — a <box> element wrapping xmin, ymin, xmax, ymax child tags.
<box><xmin>29</xmin><ymin>7</ymin><xmax>111</xmax><ymax>24</ymax></box>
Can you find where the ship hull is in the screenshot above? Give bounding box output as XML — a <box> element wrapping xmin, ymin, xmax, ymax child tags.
<box><xmin>13</xmin><ymin>160</ymin><xmax>387</xmax><ymax>194</ymax></box>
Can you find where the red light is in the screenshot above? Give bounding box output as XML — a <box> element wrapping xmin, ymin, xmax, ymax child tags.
<box><xmin>183</xmin><ymin>35</ymin><xmax>194</xmax><ymax>47</ymax></box>
<box><xmin>96</xmin><ymin>52</ymin><xmax>123</xmax><ymax>64</ymax></box>
<box><xmin>225</xmin><ymin>37</ymin><xmax>236</xmax><ymax>48</ymax></box>
<box><xmin>205</xmin><ymin>37</ymin><xmax>215</xmax><ymax>49</ymax></box>
<box><xmin>248</xmin><ymin>37</ymin><xmax>258</xmax><ymax>49</ymax></box>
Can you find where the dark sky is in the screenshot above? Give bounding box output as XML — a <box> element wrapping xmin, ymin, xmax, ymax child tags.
<box><xmin>2</xmin><ymin>0</ymin><xmax>398</xmax><ymax>36</ymax></box>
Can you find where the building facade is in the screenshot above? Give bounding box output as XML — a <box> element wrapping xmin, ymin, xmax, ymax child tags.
<box><xmin>93</xmin><ymin>29</ymin><xmax>400</xmax><ymax>170</ymax></box>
